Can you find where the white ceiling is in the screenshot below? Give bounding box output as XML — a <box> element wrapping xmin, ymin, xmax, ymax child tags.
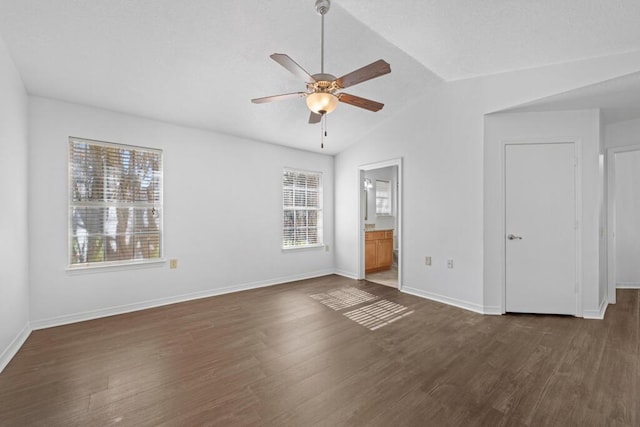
<box><xmin>1</xmin><ymin>0</ymin><xmax>639</xmax><ymax>154</ymax></box>
<box><xmin>339</xmin><ymin>0</ymin><xmax>640</xmax><ymax>81</ymax></box>
<box><xmin>497</xmin><ymin>71</ymin><xmax>640</xmax><ymax>124</ymax></box>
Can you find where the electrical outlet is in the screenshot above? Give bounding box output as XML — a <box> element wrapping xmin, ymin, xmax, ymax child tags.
<box><xmin>425</xmin><ymin>256</ymin><xmax>432</xmax><ymax>266</ymax></box>
<box><xmin>169</xmin><ymin>259</ymin><xmax>178</xmax><ymax>269</ymax></box>
<box><xmin>447</xmin><ymin>259</ymin><xmax>454</xmax><ymax>269</ymax></box>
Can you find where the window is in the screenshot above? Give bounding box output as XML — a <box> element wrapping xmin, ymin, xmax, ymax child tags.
<box><xmin>68</xmin><ymin>137</ymin><xmax>163</xmax><ymax>268</ymax></box>
<box><xmin>282</xmin><ymin>169</ymin><xmax>323</xmax><ymax>249</ymax></box>
<box><xmin>376</xmin><ymin>180</ymin><xmax>392</xmax><ymax>215</ymax></box>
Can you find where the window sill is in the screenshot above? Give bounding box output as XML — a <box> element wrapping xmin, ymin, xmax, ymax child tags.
<box><xmin>282</xmin><ymin>244</ymin><xmax>325</xmax><ymax>252</ymax></box>
<box><xmin>66</xmin><ymin>259</ymin><xmax>166</xmax><ymax>274</ymax></box>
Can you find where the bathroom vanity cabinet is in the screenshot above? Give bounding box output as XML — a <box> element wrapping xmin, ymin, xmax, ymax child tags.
<box><xmin>365</xmin><ymin>229</ymin><xmax>393</xmax><ymax>273</ymax></box>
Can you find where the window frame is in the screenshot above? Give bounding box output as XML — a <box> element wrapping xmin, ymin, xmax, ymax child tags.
<box><xmin>282</xmin><ymin>168</ymin><xmax>324</xmax><ymax>250</ymax></box>
<box><xmin>67</xmin><ymin>136</ymin><xmax>164</xmax><ymax>270</ymax></box>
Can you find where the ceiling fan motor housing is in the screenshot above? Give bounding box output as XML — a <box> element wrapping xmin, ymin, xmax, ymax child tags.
<box><xmin>308</xmin><ymin>73</ymin><xmax>338</xmax><ymax>93</ymax></box>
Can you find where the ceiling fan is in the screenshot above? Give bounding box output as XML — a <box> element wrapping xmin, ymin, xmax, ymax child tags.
<box><xmin>251</xmin><ymin>0</ymin><xmax>391</xmax><ymax>126</ymax></box>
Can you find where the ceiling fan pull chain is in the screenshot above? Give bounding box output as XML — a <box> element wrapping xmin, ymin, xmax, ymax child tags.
<box><xmin>321</xmin><ymin>114</ymin><xmax>327</xmax><ymax>149</ymax></box>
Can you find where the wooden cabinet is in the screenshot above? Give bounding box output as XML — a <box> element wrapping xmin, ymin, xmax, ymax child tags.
<box><xmin>365</xmin><ymin>230</ymin><xmax>394</xmax><ymax>273</ymax></box>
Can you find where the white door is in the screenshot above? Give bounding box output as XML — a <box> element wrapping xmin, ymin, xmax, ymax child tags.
<box><xmin>505</xmin><ymin>143</ymin><xmax>577</xmax><ymax>315</ymax></box>
<box><xmin>614</xmin><ymin>150</ymin><xmax>640</xmax><ymax>287</ymax></box>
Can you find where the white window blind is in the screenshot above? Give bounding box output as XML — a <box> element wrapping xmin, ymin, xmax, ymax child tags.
<box><xmin>68</xmin><ymin>137</ymin><xmax>163</xmax><ymax>267</ymax></box>
<box><xmin>376</xmin><ymin>180</ymin><xmax>392</xmax><ymax>215</ymax></box>
<box><xmin>283</xmin><ymin>169</ymin><xmax>323</xmax><ymax>249</ymax></box>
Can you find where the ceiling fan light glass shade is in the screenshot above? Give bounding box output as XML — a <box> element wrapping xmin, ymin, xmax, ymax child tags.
<box><xmin>306</xmin><ymin>92</ymin><xmax>338</xmax><ymax>114</ymax></box>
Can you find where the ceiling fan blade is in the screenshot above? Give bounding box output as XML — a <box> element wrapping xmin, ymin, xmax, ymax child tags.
<box><xmin>338</xmin><ymin>93</ymin><xmax>384</xmax><ymax>112</ymax></box>
<box><xmin>270</xmin><ymin>53</ymin><xmax>316</xmax><ymax>84</ymax></box>
<box><xmin>335</xmin><ymin>59</ymin><xmax>391</xmax><ymax>89</ymax></box>
<box><xmin>251</xmin><ymin>92</ymin><xmax>307</xmax><ymax>104</ymax></box>
<box><xmin>309</xmin><ymin>112</ymin><xmax>322</xmax><ymax>124</ymax></box>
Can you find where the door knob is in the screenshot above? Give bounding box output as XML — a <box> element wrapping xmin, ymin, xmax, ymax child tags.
<box><xmin>507</xmin><ymin>234</ymin><xmax>523</xmax><ymax>240</ymax></box>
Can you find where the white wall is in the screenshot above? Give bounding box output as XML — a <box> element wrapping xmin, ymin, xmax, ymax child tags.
<box><xmin>485</xmin><ymin>109</ymin><xmax>604</xmax><ymax>317</ymax></box>
<box><xmin>335</xmin><ymin>84</ymin><xmax>487</xmax><ymax>310</ymax></box>
<box><xmin>613</xmin><ymin>150</ymin><xmax>640</xmax><ymax>285</ymax></box>
<box><xmin>28</xmin><ymin>97</ymin><xmax>334</xmax><ymax>326</ymax></box>
<box><xmin>0</xmin><ymin>35</ymin><xmax>30</xmax><ymax>372</ymax></box>
<box><xmin>605</xmin><ymin>118</ymin><xmax>640</xmax><ymax>149</ymax></box>
<box><xmin>335</xmin><ymin>51</ymin><xmax>640</xmax><ymax>314</ymax></box>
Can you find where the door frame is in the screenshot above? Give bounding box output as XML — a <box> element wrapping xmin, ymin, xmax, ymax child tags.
<box><xmin>606</xmin><ymin>143</ymin><xmax>640</xmax><ymax>304</ymax></box>
<box><xmin>357</xmin><ymin>158</ymin><xmax>403</xmax><ymax>289</ymax></box>
<box><xmin>500</xmin><ymin>139</ymin><xmax>582</xmax><ymax>315</ymax></box>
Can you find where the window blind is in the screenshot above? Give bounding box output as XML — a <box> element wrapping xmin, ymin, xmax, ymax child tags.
<box><xmin>283</xmin><ymin>169</ymin><xmax>323</xmax><ymax>248</ymax></box>
<box><xmin>68</xmin><ymin>137</ymin><xmax>163</xmax><ymax>267</ymax></box>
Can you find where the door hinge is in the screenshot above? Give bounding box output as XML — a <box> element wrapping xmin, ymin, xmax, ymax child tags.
<box><xmin>574</xmin><ymin>157</ymin><xmax>578</xmax><ymax>167</ymax></box>
<box><xmin>574</xmin><ymin>220</ymin><xmax>579</xmax><ymax>230</ymax></box>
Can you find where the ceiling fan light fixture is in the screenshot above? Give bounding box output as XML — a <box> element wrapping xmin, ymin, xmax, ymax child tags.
<box><xmin>306</xmin><ymin>92</ymin><xmax>338</xmax><ymax>115</ymax></box>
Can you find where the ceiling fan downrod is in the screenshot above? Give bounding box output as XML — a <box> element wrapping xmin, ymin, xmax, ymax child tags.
<box><xmin>315</xmin><ymin>0</ymin><xmax>330</xmax><ymax>74</ymax></box>
<box><xmin>316</xmin><ymin>0</ymin><xmax>331</xmax><ymax>149</ymax></box>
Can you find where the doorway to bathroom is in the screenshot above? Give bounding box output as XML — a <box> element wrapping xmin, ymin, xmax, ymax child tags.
<box><xmin>358</xmin><ymin>159</ymin><xmax>402</xmax><ymax>289</ymax></box>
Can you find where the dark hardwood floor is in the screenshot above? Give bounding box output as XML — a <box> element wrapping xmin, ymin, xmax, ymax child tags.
<box><xmin>1</xmin><ymin>275</ymin><xmax>638</xmax><ymax>426</ymax></box>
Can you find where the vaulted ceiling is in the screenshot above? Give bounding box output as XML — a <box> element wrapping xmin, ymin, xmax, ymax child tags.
<box><xmin>1</xmin><ymin>0</ymin><xmax>639</xmax><ymax>154</ymax></box>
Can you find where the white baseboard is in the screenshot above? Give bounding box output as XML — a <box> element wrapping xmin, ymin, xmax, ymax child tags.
<box><xmin>334</xmin><ymin>269</ymin><xmax>359</xmax><ymax>280</ymax></box>
<box><xmin>481</xmin><ymin>305</ymin><xmax>504</xmax><ymax>315</ymax></box>
<box><xmin>616</xmin><ymin>282</ymin><xmax>640</xmax><ymax>289</ymax></box>
<box><xmin>402</xmin><ymin>286</ymin><xmax>490</xmax><ymax>315</ymax></box>
<box><xmin>0</xmin><ymin>322</ymin><xmax>32</xmax><ymax>374</ymax></box>
<box><xmin>31</xmin><ymin>269</ymin><xmax>335</xmax><ymax>331</ymax></box>
<box><xmin>583</xmin><ymin>298</ymin><xmax>608</xmax><ymax>320</ymax></box>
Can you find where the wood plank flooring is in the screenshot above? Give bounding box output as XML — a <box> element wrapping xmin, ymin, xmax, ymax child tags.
<box><xmin>0</xmin><ymin>275</ymin><xmax>638</xmax><ymax>426</ymax></box>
